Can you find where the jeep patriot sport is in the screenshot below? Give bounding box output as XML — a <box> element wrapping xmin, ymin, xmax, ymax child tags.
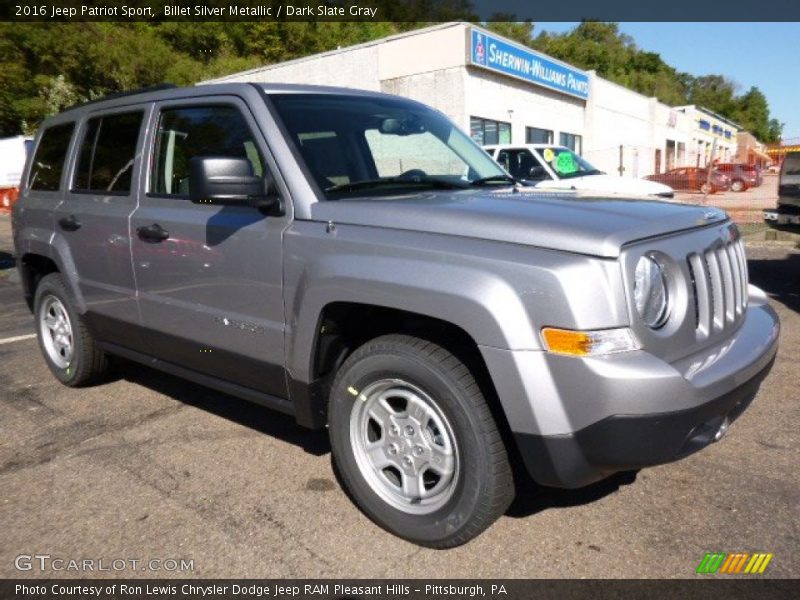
<box><xmin>12</xmin><ymin>83</ymin><xmax>779</xmax><ymax>547</ymax></box>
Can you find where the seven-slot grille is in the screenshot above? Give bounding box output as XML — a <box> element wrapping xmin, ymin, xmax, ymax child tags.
<box><xmin>687</xmin><ymin>236</ymin><xmax>748</xmax><ymax>339</ymax></box>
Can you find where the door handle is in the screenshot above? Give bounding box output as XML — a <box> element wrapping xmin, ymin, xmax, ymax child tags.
<box><xmin>136</xmin><ymin>223</ymin><xmax>170</xmax><ymax>242</ymax></box>
<box><xmin>58</xmin><ymin>215</ymin><xmax>81</xmax><ymax>232</ymax></box>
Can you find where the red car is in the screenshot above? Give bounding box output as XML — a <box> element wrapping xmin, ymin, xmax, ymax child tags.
<box><xmin>716</xmin><ymin>163</ymin><xmax>762</xmax><ymax>191</ymax></box>
<box><xmin>645</xmin><ymin>167</ymin><xmax>731</xmax><ymax>194</ymax></box>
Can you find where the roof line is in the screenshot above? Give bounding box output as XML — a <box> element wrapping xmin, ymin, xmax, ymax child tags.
<box><xmin>201</xmin><ymin>22</ymin><xmax>465</xmax><ymax>84</ymax></box>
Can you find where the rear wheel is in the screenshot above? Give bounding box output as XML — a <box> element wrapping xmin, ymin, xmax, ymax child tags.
<box><xmin>731</xmin><ymin>179</ymin><xmax>745</xmax><ymax>192</ymax></box>
<box><xmin>34</xmin><ymin>273</ymin><xmax>107</xmax><ymax>386</ymax></box>
<box><xmin>328</xmin><ymin>334</ymin><xmax>514</xmax><ymax>548</ymax></box>
<box><xmin>700</xmin><ymin>183</ymin><xmax>712</xmax><ymax>194</ymax></box>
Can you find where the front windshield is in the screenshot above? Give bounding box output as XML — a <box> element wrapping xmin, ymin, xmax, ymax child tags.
<box><xmin>268</xmin><ymin>93</ymin><xmax>509</xmax><ymax>198</ymax></box>
<box><xmin>532</xmin><ymin>146</ymin><xmax>602</xmax><ymax>180</ymax></box>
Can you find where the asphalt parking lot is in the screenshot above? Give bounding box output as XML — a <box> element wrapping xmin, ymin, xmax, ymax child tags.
<box><xmin>0</xmin><ymin>213</ymin><xmax>798</xmax><ymax>579</ymax></box>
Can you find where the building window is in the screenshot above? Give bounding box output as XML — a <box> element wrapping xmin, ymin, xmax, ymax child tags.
<box><xmin>559</xmin><ymin>132</ymin><xmax>582</xmax><ymax>154</ymax></box>
<box><xmin>525</xmin><ymin>127</ymin><xmax>553</xmax><ymax>144</ymax></box>
<box><xmin>470</xmin><ymin>116</ymin><xmax>511</xmax><ymax>146</ymax></box>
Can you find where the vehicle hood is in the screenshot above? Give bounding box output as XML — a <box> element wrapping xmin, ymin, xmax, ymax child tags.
<box><xmin>309</xmin><ymin>188</ymin><xmax>727</xmax><ymax>258</ymax></box>
<box><xmin>534</xmin><ymin>174</ymin><xmax>673</xmax><ymax>196</ymax></box>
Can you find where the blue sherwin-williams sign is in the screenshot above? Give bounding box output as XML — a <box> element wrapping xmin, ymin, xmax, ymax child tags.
<box><xmin>470</xmin><ymin>28</ymin><xmax>590</xmax><ymax>100</ymax></box>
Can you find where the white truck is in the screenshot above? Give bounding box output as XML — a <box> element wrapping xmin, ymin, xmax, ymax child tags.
<box><xmin>484</xmin><ymin>143</ymin><xmax>675</xmax><ymax>198</ymax></box>
<box><xmin>0</xmin><ymin>136</ymin><xmax>32</xmax><ymax>211</ymax></box>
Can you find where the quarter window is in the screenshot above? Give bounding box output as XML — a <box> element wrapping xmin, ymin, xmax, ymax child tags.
<box><xmin>74</xmin><ymin>111</ymin><xmax>143</xmax><ymax>194</ymax></box>
<box><xmin>28</xmin><ymin>123</ymin><xmax>75</xmax><ymax>191</ymax></box>
<box><xmin>151</xmin><ymin>106</ymin><xmax>263</xmax><ymax>197</ymax></box>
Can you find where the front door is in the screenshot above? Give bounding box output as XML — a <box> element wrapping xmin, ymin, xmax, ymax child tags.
<box><xmin>130</xmin><ymin>98</ymin><xmax>288</xmax><ymax>397</ymax></box>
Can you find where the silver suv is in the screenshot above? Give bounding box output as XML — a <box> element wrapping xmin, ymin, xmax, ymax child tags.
<box><xmin>12</xmin><ymin>84</ymin><xmax>779</xmax><ymax>548</ymax></box>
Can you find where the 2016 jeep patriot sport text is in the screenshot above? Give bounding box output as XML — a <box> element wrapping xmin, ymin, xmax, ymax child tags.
<box><xmin>12</xmin><ymin>83</ymin><xmax>780</xmax><ymax>548</ymax></box>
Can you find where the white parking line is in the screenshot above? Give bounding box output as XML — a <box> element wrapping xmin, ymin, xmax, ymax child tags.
<box><xmin>0</xmin><ymin>333</ymin><xmax>36</xmax><ymax>345</ymax></box>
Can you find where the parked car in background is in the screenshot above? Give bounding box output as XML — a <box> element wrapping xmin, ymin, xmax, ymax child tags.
<box><xmin>716</xmin><ymin>163</ymin><xmax>762</xmax><ymax>191</ymax></box>
<box><xmin>484</xmin><ymin>144</ymin><xmax>674</xmax><ymax>198</ymax></box>
<box><xmin>646</xmin><ymin>167</ymin><xmax>730</xmax><ymax>194</ymax></box>
<box><xmin>0</xmin><ymin>135</ymin><xmax>33</xmax><ymax>212</ymax></box>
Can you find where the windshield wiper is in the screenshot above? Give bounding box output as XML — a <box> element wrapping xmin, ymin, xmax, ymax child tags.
<box><xmin>325</xmin><ymin>177</ymin><xmax>465</xmax><ymax>193</ymax></box>
<box><xmin>470</xmin><ymin>174</ymin><xmax>518</xmax><ymax>186</ymax></box>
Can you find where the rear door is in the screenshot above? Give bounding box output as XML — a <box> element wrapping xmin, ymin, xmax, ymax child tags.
<box><xmin>55</xmin><ymin>107</ymin><xmax>148</xmax><ymax>349</ymax></box>
<box><xmin>17</xmin><ymin>120</ymin><xmax>76</xmax><ymax>262</ymax></box>
<box><xmin>130</xmin><ymin>96</ymin><xmax>288</xmax><ymax>397</ymax></box>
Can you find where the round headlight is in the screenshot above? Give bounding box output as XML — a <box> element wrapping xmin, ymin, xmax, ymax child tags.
<box><xmin>633</xmin><ymin>255</ymin><xmax>669</xmax><ymax>328</ymax></box>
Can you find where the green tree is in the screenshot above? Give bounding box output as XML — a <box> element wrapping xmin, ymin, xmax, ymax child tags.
<box><xmin>484</xmin><ymin>19</ymin><xmax>535</xmax><ymax>47</ymax></box>
<box><xmin>0</xmin><ymin>19</ymin><xmax>786</xmax><ymax>145</ymax></box>
<box><xmin>687</xmin><ymin>75</ymin><xmax>738</xmax><ymax>116</ymax></box>
<box><xmin>0</xmin><ymin>21</ymin><xmax>407</xmax><ymax>136</ymax></box>
<box><xmin>731</xmin><ymin>86</ymin><xmax>782</xmax><ymax>142</ymax></box>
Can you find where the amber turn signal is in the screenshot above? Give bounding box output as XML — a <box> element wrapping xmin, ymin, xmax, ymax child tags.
<box><xmin>541</xmin><ymin>327</ymin><xmax>639</xmax><ymax>357</ymax></box>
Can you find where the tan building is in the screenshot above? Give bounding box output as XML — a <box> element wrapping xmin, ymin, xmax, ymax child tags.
<box><xmin>736</xmin><ymin>131</ymin><xmax>771</xmax><ymax>167</ymax></box>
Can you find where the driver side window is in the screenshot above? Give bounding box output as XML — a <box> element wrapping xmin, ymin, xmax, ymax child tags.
<box><xmin>498</xmin><ymin>149</ymin><xmax>549</xmax><ymax>181</ymax></box>
<box><xmin>151</xmin><ymin>105</ymin><xmax>263</xmax><ymax>197</ymax></box>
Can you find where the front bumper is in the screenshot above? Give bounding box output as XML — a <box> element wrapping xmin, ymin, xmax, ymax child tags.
<box><xmin>483</xmin><ymin>292</ymin><xmax>780</xmax><ymax>489</ymax></box>
<box><xmin>514</xmin><ymin>356</ymin><xmax>773</xmax><ymax>488</ymax></box>
<box><xmin>764</xmin><ymin>204</ymin><xmax>800</xmax><ymax>225</ymax></box>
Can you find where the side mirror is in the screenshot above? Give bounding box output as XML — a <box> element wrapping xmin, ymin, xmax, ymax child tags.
<box><xmin>189</xmin><ymin>157</ymin><xmax>280</xmax><ymax>212</ymax></box>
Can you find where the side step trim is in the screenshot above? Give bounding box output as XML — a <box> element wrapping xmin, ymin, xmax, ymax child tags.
<box><xmin>99</xmin><ymin>342</ymin><xmax>295</xmax><ymax>417</ymax></box>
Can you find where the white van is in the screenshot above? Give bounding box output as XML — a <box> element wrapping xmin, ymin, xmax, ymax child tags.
<box><xmin>485</xmin><ymin>143</ymin><xmax>674</xmax><ymax>198</ymax></box>
<box><xmin>0</xmin><ymin>135</ymin><xmax>33</xmax><ymax>210</ymax></box>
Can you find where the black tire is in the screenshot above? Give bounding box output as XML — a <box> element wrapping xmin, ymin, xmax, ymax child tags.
<box><xmin>33</xmin><ymin>273</ymin><xmax>107</xmax><ymax>386</ymax></box>
<box><xmin>700</xmin><ymin>183</ymin><xmax>712</xmax><ymax>195</ymax></box>
<box><xmin>328</xmin><ymin>334</ymin><xmax>514</xmax><ymax>548</ymax></box>
<box><xmin>731</xmin><ymin>179</ymin><xmax>746</xmax><ymax>192</ymax></box>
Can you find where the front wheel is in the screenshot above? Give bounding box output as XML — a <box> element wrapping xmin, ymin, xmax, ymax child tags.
<box><xmin>700</xmin><ymin>183</ymin><xmax>712</xmax><ymax>194</ymax></box>
<box><xmin>328</xmin><ymin>335</ymin><xmax>514</xmax><ymax>548</ymax></box>
<box><xmin>730</xmin><ymin>179</ymin><xmax>745</xmax><ymax>192</ymax></box>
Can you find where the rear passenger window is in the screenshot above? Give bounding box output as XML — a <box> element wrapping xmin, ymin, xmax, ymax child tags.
<box><xmin>73</xmin><ymin>111</ymin><xmax>143</xmax><ymax>194</ymax></box>
<box><xmin>28</xmin><ymin>123</ymin><xmax>75</xmax><ymax>191</ymax></box>
<box><xmin>151</xmin><ymin>106</ymin><xmax>263</xmax><ymax>197</ymax></box>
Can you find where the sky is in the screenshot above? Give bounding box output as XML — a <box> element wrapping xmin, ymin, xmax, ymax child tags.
<box><xmin>536</xmin><ymin>22</ymin><xmax>800</xmax><ymax>141</ymax></box>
